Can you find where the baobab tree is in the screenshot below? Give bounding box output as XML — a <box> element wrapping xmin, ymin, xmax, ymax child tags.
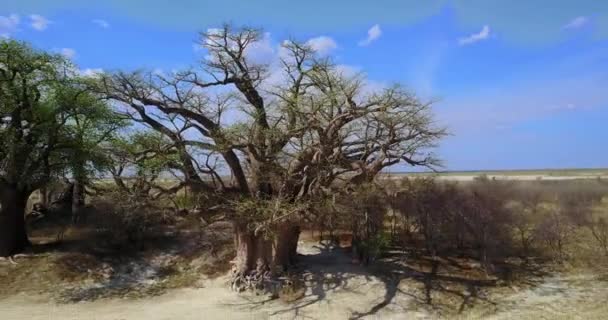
<box><xmin>97</xmin><ymin>25</ymin><xmax>446</xmax><ymax>281</ymax></box>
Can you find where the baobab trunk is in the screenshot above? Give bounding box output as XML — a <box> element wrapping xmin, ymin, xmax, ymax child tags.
<box><xmin>232</xmin><ymin>222</ymin><xmax>301</xmax><ymax>273</ymax></box>
<box><xmin>274</xmin><ymin>223</ymin><xmax>301</xmax><ymax>270</ymax></box>
<box><xmin>0</xmin><ymin>186</ymin><xmax>31</xmax><ymax>257</ymax></box>
<box><xmin>233</xmin><ymin>222</ymin><xmax>273</xmax><ymax>273</ymax></box>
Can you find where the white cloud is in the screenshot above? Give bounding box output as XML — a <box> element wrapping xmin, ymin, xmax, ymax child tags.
<box><xmin>563</xmin><ymin>16</ymin><xmax>588</xmax><ymax>30</ymax></box>
<box><xmin>334</xmin><ymin>64</ymin><xmax>388</xmax><ymax>97</ymax></box>
<box><xmin>277</xmin><ymin>39</ymin><xmax>294</xmax><ymax>60</ymax></box>
<box><xmin>29</xmin><ymin>14</ymin><xmax>51</xmax><ymax>31</ymax></box>
<box><xmin>200</xmin><ymin>28</ymin><xmax>275</xmax><ymax>64</ymax></box>
<box><xmin>80</xmin><ymin>68</ymin><xmax>104</xmax><ymax>77</ymax></box>
<box><xmin>335</xmin><ymin>64</ymin><xmax>361</xmax><ymax>77</ymax></box>
<box><xmin>196</xmin><ymin>30</ymin><xmax>382</xmax><ymax>99</ymax></box>
<box><xmin>458</xmin><ymin>25</ymin><xmax>491</xmax><ymax>46</ymax></box>
<box><xmin>0</xmin><ymin>14</ymin><xmax>20</xmax><ymax>38</ymax></box>
<box><xmin>92</xmin><ymin>19</ymin><xmax>110</xmax><ymax>29</ymax></box>
<box><xmin>306</xmin><ymin>36</ymin><xmax>337</xmax><ymax>55</ymax></box>
<box><xmin>358</xmin><ymin>24</ymin><xmax>382</xmax><ymax>46</ymax></box>
<box><xmin>60</xmin><ymin>48</ymin><xmax>76</xmax><ymax>59</ymax></box>
<box><xmin>244</xmin><ymin>32</ymin><xmax>275</xmax><ymax>63</ymax></box>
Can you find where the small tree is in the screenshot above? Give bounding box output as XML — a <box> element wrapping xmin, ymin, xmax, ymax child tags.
<box><xmin>460</xmin><ymin>177</ymin><xmax>514</xmax><ymax>271</ymax></box>
<box><xmin>337</xmin><ymin>184</ymin><xmax>389</xmax><ymax>265</ymax></box>
<box><xmin>509</xmin><ymin>189</ymin><xmax>544</xmax><ymax>258</ymax></box>
<box><xmin>560</xmin><ymin>190</ymin><xmax>608</xmax><ymax>257</ymax></box>
<box><xmin>55</xmin><ymin>81</ymin><xmax>126</xmax><ymax>223</ymax></box>
<box><xmin>591</xmin><ymin>217</ymin><xmax>608</xmax><ymax>257</ymax></box>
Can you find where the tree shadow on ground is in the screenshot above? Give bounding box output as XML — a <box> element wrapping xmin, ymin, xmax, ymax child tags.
<box><xmin>7</xmin><ymin>224</ymin><xmax>233</xmax><ymax>303</ymax></box>
<box><xmin>352</xmin><ymin>249</ymin><xmax>550</xmax><ymax>319</ymax></box>
<box><xmin>237</xmin><ymin>241</ymin><xmax>551</xmax><ymax>319</ymax></box>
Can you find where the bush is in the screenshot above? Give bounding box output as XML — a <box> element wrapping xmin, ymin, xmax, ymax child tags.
<box><xmin>334</xmin><ymin>184</ymin><xmax>389</xmax><ymax>264</ymax></box>
<box><xmin>88</xmin><ymin>192</ymin><xmax>169</xmax><ymax>249</ymax></box>
<box><xmin>386</xmin><ymin>177</ymin><xmax>608</xmax><ymax>270</ymax></box>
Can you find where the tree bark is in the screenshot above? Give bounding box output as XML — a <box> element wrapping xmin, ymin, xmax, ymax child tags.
<box><xmin>233</xmin><ymin>222</ymin><xmax>272</xmax><ymax>273</ymax></box>
<box><xmin>0</xmin><ymin>185</ymin><xmax>31</xmax><ymax>257</ymax></box>
<box><xmin>232</xmin><ymin>222</ymin><xmax>300</xmax><ymax>273</ymax></box>
<box><xmin>274</xmin><ymin>223</ymin><xmax>301</xmax><ymax>270</ymax></box>
<box><xmin>71</xmin><ymin>178</ymin><xmax>85</xmax><ymax>224</ymax></box>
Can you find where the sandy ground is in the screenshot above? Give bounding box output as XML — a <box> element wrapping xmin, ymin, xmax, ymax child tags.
<box><xmin>2</xmin><ymin>241</ymin><xmax>608</xmax><ymax>320</ymax></box>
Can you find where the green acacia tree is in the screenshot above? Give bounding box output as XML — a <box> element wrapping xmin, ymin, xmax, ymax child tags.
<box><xmin>56</xmin><ymin>83</ymin><xmax>126</xmax><ymax>222</ymax></box>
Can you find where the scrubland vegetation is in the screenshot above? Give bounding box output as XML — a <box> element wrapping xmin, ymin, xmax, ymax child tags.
<box><xmin>1</xmin><ymin>26</ymin><xmax>607</xmax><ymax>318</ymax></box>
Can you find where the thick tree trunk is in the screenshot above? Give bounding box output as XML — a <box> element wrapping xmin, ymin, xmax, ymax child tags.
<box><xmin>0</xmin><ymin>186</ymin><xmax>31</xmax><ymax>257</ymax></box>
<box><xmin>71</xmin><ymin>178</ymin><xmax>85</xmax><ymax>224</ymax></box>
<box><xmin>274</xmin><ymin>223</ymin><xmax>301</xmax><ymax>270</ymax></box>
<box><xmin>232</xmin><ymin>222</ymin><xmax>301</xmax><ymax>273</ymax></box>
<box><xmin>233</xmin><ymin>222</ymin><xmax>273</xmax><ymax>273</ymax></box>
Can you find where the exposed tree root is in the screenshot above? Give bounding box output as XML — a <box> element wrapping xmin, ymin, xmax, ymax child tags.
<box><xmin>229</xmin><ymin>261</ymin><xmax>300</xmax><ymax>299</ymax></box>
<box><xmin>0</xmin><ymin>256</ymin><xmax>19</xmax><ymax>265</ymax></box>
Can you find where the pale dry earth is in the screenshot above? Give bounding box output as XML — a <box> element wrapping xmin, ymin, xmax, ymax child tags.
<box><xmin>1</xmin><ymin>240</ymin><xmax>607</xmax><ymax>320</ymax></box>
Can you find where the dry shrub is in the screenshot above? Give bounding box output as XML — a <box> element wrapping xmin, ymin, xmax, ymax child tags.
<box><xmin>390</xmin><ymin>176</ymin><xmax>516</xmax><ymax>272</ymax></box>
<box><xmin>335</xmin><ymin>184</ymin><xmax>390</xmax><ymax>264</ymax></box>
<box><xmin>87</xmin><ymin>191</ymin><xmax>170</xmax><ymax>249</ymax></box>
<box><xmin>591</xmin><ymin>217</ymin><xmax>608</xmax><ymax>257</ymax></box>
<box><xmin>389</xmin><ymin>178</ymin><xmax>608</xmax><ymax>268</ymax></box>
<box><xmin>393</xmin><ymin>178</ymin><xmax>466</xmax><ymax>256</ymax></box>
<box><xmin>462</xmin><ymin>177</ymin><xmax>515</xmax><ymax>269</ymax></box>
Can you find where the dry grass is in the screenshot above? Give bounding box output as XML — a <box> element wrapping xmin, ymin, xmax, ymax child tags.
<box><xmin>0</xmin><ymin>219</ymin><xmax>234</xmax><ymax>302</ymax></box>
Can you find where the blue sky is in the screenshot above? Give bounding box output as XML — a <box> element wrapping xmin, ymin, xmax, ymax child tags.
<box><xmin>1</xmin><ymin>1</ymin><xmax>607</xmax><ymax>171</ymax></box>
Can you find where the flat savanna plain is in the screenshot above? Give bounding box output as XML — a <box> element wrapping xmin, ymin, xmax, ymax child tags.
<box><xmin>2</xmin><ymin>169</ymin><xmax>608</xmax><ymax>319</ymax></box>
<box><xmin>384</xmin><ymin>168</ymin><xmax>608</xmax><ymax>181</ymax></box>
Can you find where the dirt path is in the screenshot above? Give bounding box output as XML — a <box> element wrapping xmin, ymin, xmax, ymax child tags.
<box><xmin>2</xmin><ymin>242</ymin><xmax>607</xmax><ymax>319</ymax></box>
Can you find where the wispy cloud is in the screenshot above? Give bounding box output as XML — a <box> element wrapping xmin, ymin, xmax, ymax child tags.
<box><xmin>306</xmin><ymin>36</ymin><xmax>337</xmax><ymax>55</ymax></box>
<box><xmin>358</xmin><ymin>24</ymin><xmax>382</xmax><ymax>46</ymax></box>
<box><xmin>80</xmin><ymin>68</ymin><xmax>104</xmax><ymax>77</ymax></box>
<box><xmin>563</xmin><ymin>16</ymin><xmax>588</xmax><ymax>30</ymax></box>
<box><xmin>92</xmin><ymin>19</ymin><xmax>110</xmax><ymax>29</ymax></box>
<box><xmin>436</xmin><ymin>73</ymin><xmax>607</xmax><ymax>135</ymax></box>
<box><xmin>29</xmin><ymin>14</ymin><xmax>51</xmax><ymax>31</ymax></box>
<box><xmin>458</xmin><ymin>25</ymin><xmax>491</xmax><ymax>46</ymax></box>
<box><xmin>59</xmin><ymin>48</ymin><xmax>76</xmax><ymax>59</ymax></box>
<box><xmin>0</xmin><ymin>14</ymin><xmax>20</xmax><ymax>38</ymax></box>
<box><xmin>244</xmin><ymin>32</ymin><xmax>275</xmax><ymax>63</ymax></box>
